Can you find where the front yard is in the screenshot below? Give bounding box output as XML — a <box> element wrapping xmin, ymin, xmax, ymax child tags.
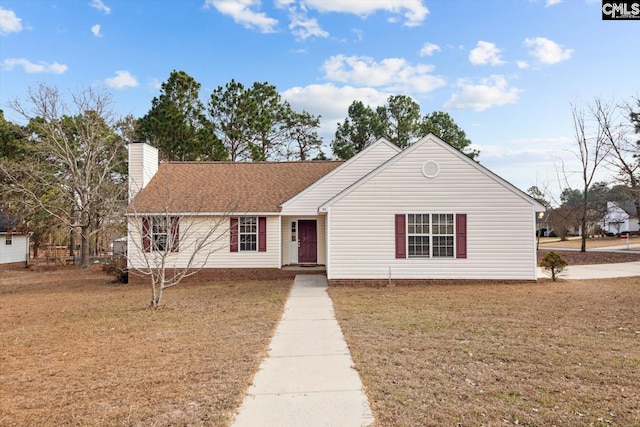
<box><xmin>0</xmin><ymin>269</ymin><xmax>291</xmax><ymax>426</ymax></box>
<box><xmin>330</xmin><ymin>278</ymin><xmax>640</xmax><ymax>426</ymax></box>
<box><xmin>2</xmin><ymin>247</ymin><xmax>639</xmax><ymax>426</ymax></box>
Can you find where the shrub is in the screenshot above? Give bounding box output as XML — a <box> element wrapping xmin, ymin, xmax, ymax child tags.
<box><xmin>539</xmin><ymin>251</ymin><xmax>568</xmax><ymax>281</ymax></box>
<box><xmin>103</xmin><ymin>255</ymin><xmax>128</xmax><ymax>283</ymax></box>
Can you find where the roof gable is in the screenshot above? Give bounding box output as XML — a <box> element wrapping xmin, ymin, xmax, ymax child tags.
<box><xmin>0</xmin><ymin>210</ymin><xmax>21</xmax><ymax>233</ymax></box>
<box><xmin>610</xmin><ymin>201</ymin><xmax>638</xmax><ymax>216</ymax></box>
<box><xmin>280</xmin><ymin>138</ymin><xmax>400</xmax><ymax>211</ymax></box>
<box><xmin>128</xmin><ymin>161</ymin><xmax>342</xmax><ymax>214</ymax></box>
<box><xmin>320</xmin><ymin>134</ymin><xmax>546</xmax><ymax>211</ymax></box>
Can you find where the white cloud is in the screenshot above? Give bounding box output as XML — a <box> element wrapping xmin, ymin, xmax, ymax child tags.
<box><xmin>0</xmin><ymin>6</ymin><xmax>23</xmax><ymax>35</ymax></box>
<box><xmin>444</xmin><ymin>75</ymin><xmax>521</xmax><ymax>112</ymax></box>
<box><xmin>469</xmin><ymin>41</ymin><xmax>505</xmax><ymax>66</ymax></box>
<box><xmin>419</xmin><ymin>42</ymin><xmax>440</xmax><ymax>56</ymax></box>
<box><xmin>104</xmin><ymin>70</ymin><xmax>138</xmax><ymax>89</ymax></box>
<box><xmin>545</xmin><ymin>0</ymin><xmax>563</xmax><ymax>6</ymax></box>
<box><xmin>90</xmin><ymin>0</ymin><xmax>111</xmax><ymax>14</ymax></box>
<box><xmin>285</xmin><ymin>0</ymin><xmax>429</xmax><ymax>27</ymax></box>
<box><xmin>2</xmin><ymin>58</ymin><xmax>68</xmax><ymax>74</ymax></box>
<box><xmin>517</xmin><ymin>60</ymin><xmax>529</xmax><ymax>69</ymax></box>
<box><xmin>288</xmin><ymin>9</ymin><xmax>328</xmax><ymax>40</ymax></box>
<box><xmin>204</xmin><ymin>0</ymin><xmax>278</xmax><ymax>33</ymax></box>
<box><xmin>322</xmin><ymin>54</ymin><xmax>446</xmax><ymax>93</ymax></box>
<box><xmin>282</xmin><ymin>83</ymin><xmax>390</xmax><ymax>143</ymax></box>
<box><xmin>524</xmin><ymin>37</ymin><xmax>573</xmax><ymax>65</ymax></box>
<box><xmin>91</xmin><ymin>24</ymin><xmax>101</xmax><ymax>37</ymax></box>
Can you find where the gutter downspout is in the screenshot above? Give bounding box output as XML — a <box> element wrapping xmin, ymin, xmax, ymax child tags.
<box><xmin>325</xmin><ymin>208</ymin><xmax>330</xmax><ymax>280</ymax></box>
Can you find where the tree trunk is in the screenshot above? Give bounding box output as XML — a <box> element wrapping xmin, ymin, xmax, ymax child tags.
<box><xmin>32</xmin><ymin>234</ymin><xmax>41</xmax><ymax>258</ymax></box>
<box><xmin>150</xmin><ymin>273</ymin><xmax>165</xmax><ymax>308</ymax></box>
<box><xmin>80</xmin><ymin>225</ymin><xmax>90</xmax><ymax>268</ymax></box>
<box><xmin>69</xmin><ymin>228</ymin><xmax>76</xmax><ymax>258</ymax></box>
<box><xmin>581</xmin><ymin>184</ymin><xmax>588</xmax><ymax>252</ymax></box>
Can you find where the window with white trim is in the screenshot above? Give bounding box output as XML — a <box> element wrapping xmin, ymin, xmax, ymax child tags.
<box><xmin>407</xmin><ymin>213</ymin><xmax>454</xmax><ymax>258</ymax></box>
<box><xmin>432</xmin><ymin>214</ymin><xmax>454</xmax><ymax>257</ymax></box>
<box><xmin>239</xmin><ymin>216</ymin><xmax>257</xmax><ymax>251</ymax></box>
<box><xmin>5</xmin><ymin>234</ymin><xmax>12</xmax><ymax>245</ymax></box>
<box><xmin>152</xmin><ymin>217</ymin><xmax>169</xmax><ymax>252</ymax></box>
<box><xmin>408</xmin><ymin>214</ymin><xmax>430</xmax><ymax>257</ymax></box>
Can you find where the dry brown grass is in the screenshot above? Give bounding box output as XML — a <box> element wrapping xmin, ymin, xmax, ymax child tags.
<box><xmin>539</xmin><ymin>236</ymin><xmax>640</xmax><ymax>250</ymax></box>
<box><xmin>0</xmin><ymin>268</ymin><xmax>291</xmax><ymax>426</ymax></box>
<box><xmin>330</xmin><ymin>279</ymin><xmax>640</xmax><ymax>427</ymax></box>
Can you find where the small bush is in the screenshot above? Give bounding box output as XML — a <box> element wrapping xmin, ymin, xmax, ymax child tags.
<box><xmin>103</xmin><ymin>255</ymin><xmax>128</xmax><ymax>283</ymax></box>
<box><xmin>539</xmin><ymin>251</ymin><xmax>568</xmax><ymax>281</ymax></box>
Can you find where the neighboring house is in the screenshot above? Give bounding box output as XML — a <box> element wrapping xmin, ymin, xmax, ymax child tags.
<box><xmin>126</xmin><ymin>135</ymin><xmax>546</xmax><ymax>283</ymax></box>
<box><xmin>0</xmin><ymin>210</ymin><xmax>29</xmax><ymax>269</ymax></box>
<box><xmin>603</xmin><ymin>201</ymin><xmax>640</xmax><ymax>235</ymax></box>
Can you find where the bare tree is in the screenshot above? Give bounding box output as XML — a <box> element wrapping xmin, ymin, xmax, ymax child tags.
<box><xmin>0</xmin><ymin>84</ymin><xmax>126</xmax><ymax>267</ymax></box>
<box><xmin>571</xmin><ymin>100</ymin><xmax>611</xmax><ymax>252</ymax></box>
<box><xmin>126</xmin><ymin>177</ymin><xmax>233</xmax><ymax>307</ymax></box>
<box><xmin>593</xmin><ymin>97</ymin><xmax>640</xmax><ymax>225</ymax></box>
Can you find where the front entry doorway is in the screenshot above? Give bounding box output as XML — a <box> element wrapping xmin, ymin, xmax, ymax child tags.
<box><xmin>297</xmin><ymin>220</ymin><xmax>317</xmax><ymax>264</ymax></box>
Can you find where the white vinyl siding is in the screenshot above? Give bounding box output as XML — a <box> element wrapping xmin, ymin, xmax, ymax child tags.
<box><xmin>281</xmin><ymin>140</ymin><xmax>399</xmax><ymax>216</ymax></box>
<box><xmin>326</xmin><ymin>136</ymin><xmax>538</xmax><ymax>281</ymax></box>
<box><xmin>0</xmin><ymin>234</ymin><xmax>28</xmax><ymax>265</ymax></box>
<box><xmin>128</xmin><ymin>215</ymin><xmax>280</xmax><ymax>270</ymax></box>
<box><xmin>127</xmin><ymin>142</ymin><xmax>158</xmax><ymax>202</ymax></box>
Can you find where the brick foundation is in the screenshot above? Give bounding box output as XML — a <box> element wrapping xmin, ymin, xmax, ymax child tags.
<box><xmin>329</xmin><ymin>278</ymin><xmax>536</xmax><ymax>287</ymax></box>
<box><xmin>127</xmin><ymin>267</ymin><xmax>324</xmax><ymax>284</ymax></box>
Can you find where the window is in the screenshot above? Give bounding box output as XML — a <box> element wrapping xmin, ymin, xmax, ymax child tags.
<box><xmin>142</xmin><ymin>216</ymin><xmax>179</xmax><ymax>253</ymax></box>
<box><xmin>239</xmin><ymin>217</ymin><xmax>257</xmax><ymax>252</ymax></box>
<box><xmin>152</xmin><ymin>217</ymin><xmax>169</xmax><ymax>251</ymax></box>
<box><xmin>399</xmin><ymin>213</ymin><xmax>460</xmax><ymax>259</ymax></box>
<box><xmin>408</xmin><ymin>214</ymin><xmax>430</xmax><ymax>257</ymax></box>
<box><xmin>5</xmin><ymin>234</ymin><xmax>12</xmax><ymax>245</ymax></box>
<box><xmin>230</xmin><ymin>217</ymin><xmax>267</xmax><ymax>253</ymax></box>
<box><xmin>291</xmin><ymin>221</ymin><xmax>297</xmax><ymax>242</ymax></box>
<box><xmin>432</xmin><ymin>214</ymin><xmax>454</xmax><ymax>257</ymax></box>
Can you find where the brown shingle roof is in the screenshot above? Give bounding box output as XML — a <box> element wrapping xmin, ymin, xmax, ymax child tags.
<box><xmin>128</xmin><ymin>161</ymin><xmax>343</xmax><ymax>214</ymax></box>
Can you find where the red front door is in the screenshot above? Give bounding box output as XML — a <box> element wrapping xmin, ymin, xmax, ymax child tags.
<box><xmin>298</xmin><ymin>220</ymin><xmax>317</xmax><ymax>264</ymax></box>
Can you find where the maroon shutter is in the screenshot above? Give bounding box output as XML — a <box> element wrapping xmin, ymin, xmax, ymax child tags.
<box><xmin>142</xmin><ymin>217</ymin><xmax>151</xmax><ymax>253</ymax></box>
<box><xmin>395</xmin><ymin>214</ymin><xmax>406</xmax><ymax>259</ymax></box>
<box><xmin>456</xmin><ymin>214</ymin><xmax>467</xmax><ymax>259</ymax></box>
<box><xmin>230</xmin><ymin>217</ymin><xmax>238</xmax><ymax>252</ymax></box>
<box><xmin>170</xmin><ymin>217</ymin><xmax>179</xmax><ymax>252</ymax></box>
<box><xmin>258</xmin><ymin>217</ymin><xmax>267</xmax><ymax>252</ymax></box>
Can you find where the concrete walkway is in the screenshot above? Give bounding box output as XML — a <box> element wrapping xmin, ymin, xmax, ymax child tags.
<box><xmin>231</xmin><ymin>275</ymin><xmax>374</xmax><ymax>427</ymax></box>
<box><xmin>538</xmin><ymin>261</ymin><xmax>640</xmax><ymax>279</ymax></box>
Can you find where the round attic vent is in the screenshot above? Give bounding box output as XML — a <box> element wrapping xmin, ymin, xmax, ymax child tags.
<box><xmin>422</xmin><ymin>160</ymin><xmax>440</xmax><ymax>178</ymax></box>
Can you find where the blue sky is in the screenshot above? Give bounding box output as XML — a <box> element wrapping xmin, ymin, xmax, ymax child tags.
<box><xmin>1</xmin><ymin>0</ymin><xmax>638</xmax><ymax>195</ymax></box>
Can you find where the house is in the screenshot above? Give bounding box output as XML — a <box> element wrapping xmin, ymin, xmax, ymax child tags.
<box><xmin>603</xmin><ymin>201</ymin><xmax>640</xmax><ymax>235</ymax></box>
<box><xmin>0</xmin><ymin>210</ymin><xmax>29</xmax><ymax>269</ymax></box>
<box><xmin>126</xmin><ymin>135</ymin><xmax>546</xmax><ymax>283</ymax></box>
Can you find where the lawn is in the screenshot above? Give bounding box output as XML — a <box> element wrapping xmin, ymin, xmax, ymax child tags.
<box><xmin>0</xmin><ymin>268</ymin><xmax>291</xmax><ymax>426</ymax></box>
<box><xmin>538</xmin><ymin>235</ymin><xmax>640</xmax><ymax>251</ymax></box>
<box><xmin>330</xmin><ymin>278</ymin><xmax>640</xmax><ymax>427</ymax></box>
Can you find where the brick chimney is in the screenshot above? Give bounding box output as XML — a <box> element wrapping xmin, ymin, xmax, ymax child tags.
<box><xmin>128</xmin><ymin>139</ymin><xmax>158</xmax><ymax>202</ymax></box>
